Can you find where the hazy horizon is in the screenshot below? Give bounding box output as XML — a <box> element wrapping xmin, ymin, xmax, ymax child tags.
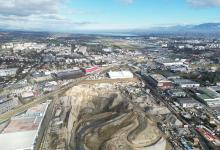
<box><xmin>1</xmin><ymin>0</ymin><xmax>220</xmax><ymax>32</ymax></box>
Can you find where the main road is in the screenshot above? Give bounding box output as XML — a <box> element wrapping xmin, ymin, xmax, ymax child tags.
<box><xmin>143</xmin><ymin>78</ymin><xmax>210</xmax><ymax>150</ymax></box>
<box><xmin>128</xmin><ymin>68</ymin><xmax>210</xmax><ymax>150</ymax></box>
<box><xmin>0</xmin><ymin>65</ymin><xmax>115</xmax><ymax>122</ymax></box>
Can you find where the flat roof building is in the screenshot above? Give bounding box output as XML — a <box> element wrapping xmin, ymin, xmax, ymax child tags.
<box><xmin>0</xmin><ymin>96</ymin><xmax>20</xmax><ymax>114</ymax></box>
<box><xmin>177</xmin><ymin>97</ymin><xmax>201</xmax><ymax>108</ymax></box>
<box><xmin>195</xmin><ymin>87</ymin><xmax>220</xmax><ymax>107</ymax></box>
<box><xmin>0</xmin><ymin>102</ymin><xmax>49</xmax><ymax>150</ymax></box>
<box><xmin>81</xmin><ymin>66</ymin><xmax>98</xmax><ymax>74</ymax></box>
<box><xmin>167</xmin><ymin>88</ymin><xmax>187</xmax><ymax>98</ymax></box>
<box><xmin>173</xmin><ymin>79</ymin><xmax>200</xmax><ymax>88</ymax></box>
<box><xmin>209</xmin><ymin>86</ymin><xmax>220</xmax><ymax>94</ymax></box>
<box><xmin>156</xmin><ymin>58</ymin><xmax>184</xmax><ymax>67</ymax></box>
<box><xmin>108</xmin><ymin>71</ymin><xmax>134</xmax><ymax>79</ymax></box>
<box><xmin>53</xmin><ymin>70</ymin><xmax>85</xmax><ymax>80</ymax></box>
<box><xmin>0</xmin><ymin>68</ymin><xmax>18</xmax><ymax>77</ymax></box>
<box><xmin>21</xmin><ymin>91</ymin><xmax>34</xmax><ymax>99</ymax></box>
<box><xmin>147</xmin><ymin>74</ymin><xmax>173</xmax><ymax>90</ymax></box>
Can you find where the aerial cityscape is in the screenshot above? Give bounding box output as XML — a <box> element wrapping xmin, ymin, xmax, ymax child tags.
<box><xmin>1</xmin><ymin>0</ymin><xmax>220</xmax><ymax>150</ymax></box>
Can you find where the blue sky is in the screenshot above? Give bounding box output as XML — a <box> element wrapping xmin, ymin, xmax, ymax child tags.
<box><xmin>0</xmin><ymin>0</ymin><xmax>220</xmax><ymax>32</ymax></box>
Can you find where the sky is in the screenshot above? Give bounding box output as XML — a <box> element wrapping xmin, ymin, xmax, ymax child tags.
<box><xmin>0</xmin><ymin>0</ymin><xmax>220</xmax><ymax>32</ymax></box>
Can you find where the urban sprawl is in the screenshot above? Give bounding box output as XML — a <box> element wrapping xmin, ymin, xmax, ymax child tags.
<box><xmin>0</xmin><ymin>32</ymin><xmax>220</xmax><ymax>150</ymax></box>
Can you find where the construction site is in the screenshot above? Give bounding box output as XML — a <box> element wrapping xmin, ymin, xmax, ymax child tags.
<box><xmin>40</xmin><ymin>77</ymin><xmax>171</xmax><ymax>150</ymax></box>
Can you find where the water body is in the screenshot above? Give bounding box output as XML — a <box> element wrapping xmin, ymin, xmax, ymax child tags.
<box><xmin>75</xmin><ymin>31</ymin><xmax>138</xmax><ymax>37</ymax></box>
<box><xmin>93</xmin><ymin>32</ymin><xmax>138</xmax><ymax>37</ymax></box>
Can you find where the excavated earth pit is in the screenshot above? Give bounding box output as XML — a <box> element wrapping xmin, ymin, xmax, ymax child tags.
<box><xmin>64</xmin><ymin>84</ymin><xmax>169</xmax><ymax>150</ymax></box>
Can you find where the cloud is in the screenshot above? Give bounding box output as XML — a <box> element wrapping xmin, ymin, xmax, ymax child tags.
<box><xmin>0</xmin><ymin>0</ymin><xmax>95</xmax><ymax>32</ymax></box>
<box><xmin>0</xmin><ymin>14</ymin><xmax>94</xmax><ymax>32</ymax></box>
<box><xmin>0</xmin><ymin>0</ymin><xmax>61</xmax><ymax>16</ymax></box>
<box><xmin>186</xmin><ymin>0</ymin><xmax>220</xmax><ymax>7</ymax></box>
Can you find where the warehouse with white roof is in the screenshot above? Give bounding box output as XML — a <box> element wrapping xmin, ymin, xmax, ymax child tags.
<box><xmin>107</xmin><ymin>71</ymin><xmax>134</xmax><ymax>79</ymax></box>
<box><xmin>0</xmin><ymin>102</ymin><xmax>49</xmax><ymax>150</ymax></box>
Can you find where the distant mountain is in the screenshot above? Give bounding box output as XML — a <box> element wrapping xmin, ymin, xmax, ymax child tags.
<box><xmin>193</xmin><ymin>23</ymin><xmax>220</xmax><ymax>30</ymax></box>
<box><xmin>147</xmin><ymin>23</ymin><xmax>220</xmax><ymax>33</ymax></box>
<box><xmin>1</xmin><ymin>23</ymin><xmax>220</xmax><ymax>36</ymax></box>
<box><xmin>157</xmin><ymin>23</ymin><xmax>220</xmax><ymax>32</ymax></box>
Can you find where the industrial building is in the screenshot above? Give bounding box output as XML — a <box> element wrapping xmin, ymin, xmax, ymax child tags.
<box><xmin>161</xmin><ymin>72</ymin><xmax>181</xmax><ymax>80</ymax></box>
<box><xmin>172</xmin><ymin>79</ymin><xmax>200</xmax><ymax>88</ymax></box>
<box><xmin>21</xmin><ymin>91</ymin><xmax>34</xmax><ymax>99</ymax></box>
<box><xmin>176</xmin><ymin>97</ymin><xmax>201</xmax><ymax>108</ymax></box>
<box><xmin>0</xmin><ymin>68</ymin><xmax>18</xmax><ymax>77</ymax></box>
<box><xmin>156</xmin><ymin>58</ymin><xmax>184</xmax><ymax>67</ymax></box>
<box><xmin>53</xmin><ymin>69</ymin><xmax>85</xmax><ymax>80</ymax></box>
<box><xmin>107</xmin><ymin>71</ymin><xmax>134</xmax><ymax>79</ymax></box>
<box><xmin>209</xmin><ymin>86</ymin><xmax>220</xmax><ymax>94</ymax></box>
<box><xmin>0</xmin><ymin>102</ymin><xmax>49</xmax><ymax>150</ymax></box>
<box><xmin>32</xmin><ymin>75</ymin><xmax>52</xmax><ymax>83</ymax></box>
<box><xmin>195</xmin><ymin>87</ymin><xmax>220</xmax><ymax>107</ymax></box>
<box><xmin>170</xmin><ymin>65</ymin><xmax>188</xmax><ymax>73</ymax></box>
<box><xmin>0</xmin><ymin>96</ymin><xmax>20</xmax><ymax>114</ymax></box>
<box><xmin>147</xmin><ymin>74</ymin><xmax>173</xmax><ymax>90</ymax></box>
<box><xmin>166</xmin><ymin>88</ymin><xmax>187</xmax><ymax>98</ymax></box>
<box><xmin>81</xmin><ymin>66</ymin><xmax>98</xmax><ymax>74</ymax></box>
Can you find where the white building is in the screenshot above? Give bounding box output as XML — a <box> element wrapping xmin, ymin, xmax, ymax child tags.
<box><xmin>21</xmin><ymin>91</ymin><xmax>34</xmax><ymax>99</ymax></box>
<box><xmin>0</xmin><ymin>103</ymin><xmax>49</xmax><ymax>150</ymax></box>
<box><xmin>1</xmin><ymin>43</ymin><xmax>14</xmax><ymax>49</ymax></box>
<box><xmin>12</xmin><ymin>86</ymin><xmax>33</xmax><ymax>95</ymax></box>
<box><xmin>13</xmin><ymin>42</ymin><xmax>46</xmax><ymax>52</ymax></box>
<box><xmin>0</xmin><ymin>68</ymin><xmax>18</xmax><ymax>77</ymax></box>
<box><xmin>73</xmin><ymin>45</ymin><xmax>88</xmax><ymax>56</ymax></box>
<box><xmin>108</xmin><ymin>71</ymin><xmax>133</xmax><ymax>79</ymax></box>
<box><xmin>103</xmin><ymin>47</ymin><xmax>112</xmax><ymax>52</ymax></box>
<box><xmin>156</xmin><ymin>58</ymin><xmax>184</xmax><ymax>67</ymax></box>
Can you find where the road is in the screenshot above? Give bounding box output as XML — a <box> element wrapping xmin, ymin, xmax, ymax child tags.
<box><xmin>80</xmin><ymin>78</ymin><xmax>137</xmax><ymax>85</ymax></box>
<box><xmin>0</xmin><ymin>79</ymin><xmax>83</xmax><ymax>122</ymax></box>
<box><xmin>142</xmin><ymin>78</ymin><xmax>210</xmax><ymax>150</ymax></box>
<box><xmin>34</xmin><ymin>94</ymin><xmax>58</xmax><ymax>150</ymax></box>
<box><xmin>128</xmin><ymin>69</ymin><xmax>210</xmax><ymax>150</ymax></box>
<box><xmin>0</xmin><ymin>66</ymin><xmax>115</xmax><ymax>122</ymax></box>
